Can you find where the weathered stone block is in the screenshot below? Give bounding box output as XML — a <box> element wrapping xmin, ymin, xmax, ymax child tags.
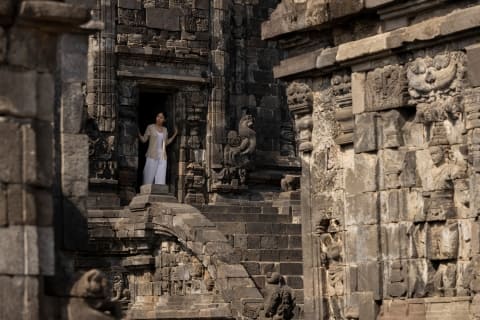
<box><xmin>61</xmin><ymin>82</ymin><xmax>85</xmax><ymax>134</ymax></box>
<box><xmin>193</xmin><ymin>0</ymin><xmax>209</xmax><ymax>10</ymax></box>
<box><xmin>0</xmin><ymin>184</ymin><xmax>5</xmax><ymax>226</ymax></box>
<box><xmin>379</xmin><ymin>149</ymin><xmax>416</xmax><ymax>190</ymax></box>
<box><xmin>467</xmin><ymin>43</ymin><xmax>480</xmax><ymax>87</ymax></box>
<box><xmin>381</xmin><ymin>223</ymin><xmax>409</xmax><ymax>260</ymax></box>
<box><xmin>345</xmin><ymin>192</ymin><xmax>378</xmax><ymax>226</ymax></box>
<box><xmin>19</xmin><ymin>1</ymin><xmax>91</xmax><ymax>26</ymax></box>
<box><xmin>7</xmin><ymin>27</ymin><xmax>56</xmax><ymax>71</ymax></box>
<box><xmin>380</xmin><ymin>189</ymin><xmax>407</xmax><ymax>223</ymax></box>
<box><xmin>7</xmin><ymin>184</ymin><xmax>35</xmax><ymax>225</ymax></box>
<box><xmin>426</xmin><ymin>222</ymin><xmax>458</xmax><ymax>261</ymax></box>
<box><xmin>36</xmin><ymin>72</ymin><xmax>55</xmax><ymax>122</ymax></box>
<box><xmin>357</xmin><ymin>224</ymin><xmax>379</xmax><ymax>261</ymax></box>
<box><xmin>357</xmin><ymin>261</ymin><xmax>382</xmax><ymax>300</ymax></box>
<box><xmin>0</xmin><ymin>27</ymin><xmax>5</xmax><ymax>62</ymax></box>
<box><xmin>407</xmin><ymin>259</ymin><xmax>428</xmax><ymax>298</ymax></box>
<box><xmin>0</xmin><ymin>276</ymin><xmax>39</xmax><ymax>320</ymax></box>
<box><xmin>0</xmin><ymin>226</ymin><xmax>40</xmax><ymax>275</ymax></box>
<box><xmin>58</xmin><ymin>34</ymin><xmax>88</xmax><ymax>82</ymax></box>
<box><xmin>34</xmin><ymin>120</ymin><xmax>53</xmax><ymax>187</ymax></box>
<box><xmin>118</xmin><ymin>0</ymin><xmax>141</xmax><ymax>9</ymax></box>
<box><xmin>365</xmin><ymin>65</ymin><xmax>408</xmax><ymax>112</ymax></box>
<box><xmin>352</xmin><ymin>72</ymin><xmax>366</xmax><ymax>114</ymax></box>
<box><xmin>38</xmin><ymin>227</ymin><xmax>54</xmax><ymax>276</ymax></box>
<box><xmin>365</xmin><ymin>0</ymin><xmax>395</xmax><ymax>8</ymax></box>
<box><xmin>0</xmin><ymin>68</ymin><xmax>37</xmax><ymax>118</ymax></box>
<box><xmin>345</xmin><ymin>153</ymin><xmax>378</xmax><ymax>193</ymax></box>
<box><xmin>61</xmin><ymin>134</ymin><xmax>89</xmax><ymax>197</ymax></box>
<box><xmin>140</xmin><ymin>184</ymin><xmax>169</xmax><ymax>194</ymax></box>
<box><xmin>146</xmin><ymin>8</ymin><xmax>181</xmax><ymax>31</ymax></box>
<box><xmin>0</xmin><ymin>1</ymin><xmax>14</xmax><ymax>25</ymax></box>
<box><xmin>0</xmin><ymin>122</ymin><xmax>22</xmax><ymax>183</ymax></box>
<box><xmin>354</xmin><ymin>112</ymin><xmax>377</xmax><ymax>153</ymax></box>
<box><xmin>425</xmin><ymin>299</ymin><xmax>470</xmax><ymax>320</ymax></box>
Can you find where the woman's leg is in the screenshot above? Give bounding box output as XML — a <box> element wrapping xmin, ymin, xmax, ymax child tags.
<box><xmin>143</xmin><ymin>158</ymin><xmax>159</xmax><ymax>184</ymax></box>
<box><xmin>155</xmin><ymin>160</ymin><xmax>167</xmax><ymax>184</ymax></box>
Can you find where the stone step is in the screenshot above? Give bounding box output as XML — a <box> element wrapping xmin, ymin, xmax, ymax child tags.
<box><xmin>203</xmin><ymin>212</ymin><xmax>293</xmax><ymax>224</ymax></box>
<box><xmin>197</xmin><ymin>204</ymin><xmax>279</xmax><ymax>214</ymax></box>
<box><xmin>226</xmin><ymin>234</ymin><xmax>302</xmax><ymax>249</ymax></box>
<box><xmin>207</xmin><ymin>220</ymin><xmax>302</xmax><ymax>236</ymax></box>
<box><xmin>239</xmin><ymin>249</ymin><xmax>303</xmax><ymax>263</ymax></box>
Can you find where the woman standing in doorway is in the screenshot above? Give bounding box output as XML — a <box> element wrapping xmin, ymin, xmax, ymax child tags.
<box><xmin>138</xmin><ymin>112</ymin><xmax>178</xmax><ymax>185</ymax></box>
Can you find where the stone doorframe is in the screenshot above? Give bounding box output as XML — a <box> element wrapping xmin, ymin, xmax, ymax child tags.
<box><xmin>116</xmin><ymin>71</ymin><xmax>209</xmax><ymax>205</ymax></box>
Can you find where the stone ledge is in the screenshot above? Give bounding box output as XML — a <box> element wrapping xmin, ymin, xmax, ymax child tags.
<box><xmin>19</xmin><ymin>1</ymin><xmax>91</xmax><ymax>30</ymax></box>
<box><xmin>272</xmin><ymin>4</ymin><xmax>480</xmax><ymax>79</ymax></box>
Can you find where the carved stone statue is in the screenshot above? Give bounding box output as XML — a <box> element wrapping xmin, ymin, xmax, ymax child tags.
<box><xmin>212</xmin><ymin>112</ymin><xmax>256</xmax><ymax>190</ymax></box>
<box><xmin>68</xmin><ymin>269</ymin><xmax>121</xmax><ymax>320</ymax></box>
<box><xmin>281</xmin><ymin>174</ymin><xmax>300</xmax><ymax>192</ymax></box>
<box><xmin>264</xmin><ymin>272</ymin><xmax>296</xmax><ymax>320</ymax></box>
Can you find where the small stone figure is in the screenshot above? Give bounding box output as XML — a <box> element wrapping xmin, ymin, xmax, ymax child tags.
<box><xmin>264</xmin><ymin>272</ymin><xmax>296</xmax><ymax>320</ymax></box>
<box><xmin>68</xmin><ymin>269</ymin><xmax>121</xmax><ymax>320</ymax></box>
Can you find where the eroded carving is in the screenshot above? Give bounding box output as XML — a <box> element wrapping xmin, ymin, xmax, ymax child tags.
<box><xmin>366</xmin><ymin>65</ymin><xmax>408</xmax><ymax>111</ymax></box>
<box><xmin>315</xmin><ymin>217</ymin><xmax>345</xmax><ymax>319</ymax></box>
<box><xmin>212</xmin><ymin>113</ymin><xmax>256</xmax><ymax>191</ymax></box>
<box><xmin>264</xmin><ymin>272</ymin><xmax>296</xmax><ymax>320</ymax></box>
<box><xmin>68</xmin><ymin>269</ymin><xmax>121</xmax><ymax>320</ymax></box>
<box><xmin>287</xmin><ymin>82</ymin><xmax>313</xmax><ymax>153</ymax></box>
<box><xmin>332</xmin><ymin>72</ymin><xmax>354</xmax><ymax>145</ymax></box>
<box><xmin>281</xmin><ymin>174</ymin><xmax>300</xmax><ymax>192</ymax></box>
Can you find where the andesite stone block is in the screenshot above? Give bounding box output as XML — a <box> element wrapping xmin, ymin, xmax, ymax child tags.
<box><xmin>0</xmin><ymin>68</ymin><xmax>37</xmax><ymax>118</ymax></box>
<box><xmin>146</xmin><ymin>8</ymin><xmax>182</xmax><ymax>31</ymax></box>
<box><xmin>354</xmin><ymin>112</ymin><xmax>377</xmax><ymax>153</ymax></box>
<box><xmin>0</xmin><ymin>275</ymin><xmax>39</xmax><ymax>320</ymax></box>
<box><xmin>466</xmin><ymin>43</ymin><xmax>480</xmax><ymax>87</ymax></box>
<box><xmin>0</xmin><ymin>122</ymin><xmax>22</xmax><ymax>183</ymax></box>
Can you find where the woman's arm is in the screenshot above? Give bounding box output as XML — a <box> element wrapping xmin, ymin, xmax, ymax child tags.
<box><xmin>138</xmin><ymin>126</ymin><xmax>150</xmax><ymax>143</ymax></box>
<box><xmin>166</xmin><ymin>125</ymin><xmax>178</xmax><ymax>146</ymax></box>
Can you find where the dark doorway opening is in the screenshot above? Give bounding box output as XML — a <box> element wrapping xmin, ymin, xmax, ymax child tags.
<box><xmin>137</xmin><ymin>90</ymin><xmax>177</xmax><ymax>191</ymax></box>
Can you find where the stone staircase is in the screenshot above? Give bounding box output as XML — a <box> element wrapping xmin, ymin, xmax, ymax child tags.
<box><xmin>196</xmin><ymin>201</ymin><xmax>304</xmax><ymax>306</ymax></box>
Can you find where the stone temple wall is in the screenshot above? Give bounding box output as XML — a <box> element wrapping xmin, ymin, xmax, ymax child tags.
<box><xmin>263</xmin><ymin>1</ymin><xmax>480</xmax><ymax>319</ymax></box>
<box><xmin>0</xmin><ymin>1</ymin><xmax>94</xmax><ymax>319</ymax></box>
<box><xmin>85</xmin><ymin>0</ymin><xmax>297</xmax><ymax>206</ymax></box>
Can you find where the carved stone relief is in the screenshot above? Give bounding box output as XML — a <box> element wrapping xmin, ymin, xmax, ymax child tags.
<box><xmin>211</xmin><ymin>112</ymin><xmax>256</xmax><ymax>192</ymax></box>
<box><xmin>365</xmin><ymin>65</ymin><xmax>408</xmax><ymax>112</ymax></box>
<box><xmin>68</xmin><ymin>269</ymin><xmax>122</xmax><ymax>320</ymax></box>
<box><xmin>332</xmin><ymin>72</ymin><xmax>354</xmax><ymax>145</ymax></box>
<box><xmin>264</xmin><ymin>272</ymin><xmax>296</xmax><ymax>320</ymax></box>
<box><xmin>315</xmin><ymin>216</ymin><xmax>345</xmax><ymax>319</ymax></box>
<box><xmin>125</xmin><ymin>239</ymin><xmax>216</xmax><ymax>308</ymax></box>
<box><xmin>287</xmin><ymin>81</ymin><xmax>313</xmax><ymax>153</ymax></box>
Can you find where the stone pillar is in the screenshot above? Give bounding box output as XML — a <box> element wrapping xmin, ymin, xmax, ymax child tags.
<box><xmin>0</xmin><ymin>1</ymin><xmax>92</xmax><ymax>319</ymax></box>
<box><xmin>206</xmin><ymin>0</ymin><xmax>231</xmax><ymax>195</ymax></box>
<box><xmin>86</xmin><ymin>0</ymin><xmax>119</xmax><ymax>205</ymax></box>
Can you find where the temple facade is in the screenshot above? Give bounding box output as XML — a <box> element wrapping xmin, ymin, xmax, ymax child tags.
<box><xmin>3</xmin><ymin>0</ymin><xmax>480</xmax><ymax>320</ymax></box>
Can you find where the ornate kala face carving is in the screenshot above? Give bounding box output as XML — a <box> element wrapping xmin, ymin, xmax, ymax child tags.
<box><xmin>407</xmin><ymin>52</ymin><xmax>465</xmax><ymax>101</ymax></box>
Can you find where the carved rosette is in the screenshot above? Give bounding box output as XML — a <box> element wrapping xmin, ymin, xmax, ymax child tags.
<box><xmin>287</xmin><ymin>81</ymin><xmax>313</xmax><ymax>153</ymax></box>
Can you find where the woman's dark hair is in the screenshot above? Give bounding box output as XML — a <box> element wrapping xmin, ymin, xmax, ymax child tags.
<box><xmin>156</xmin><ymin>111</ymin><xmax>167</xmax><ymax>119</ymax></box>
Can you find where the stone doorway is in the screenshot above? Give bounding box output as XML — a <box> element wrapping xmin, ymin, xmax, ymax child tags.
<box><xmin>137</xmin><ymin>90</ymin><xmax>178</xmax><ymax>193</ymax></box>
